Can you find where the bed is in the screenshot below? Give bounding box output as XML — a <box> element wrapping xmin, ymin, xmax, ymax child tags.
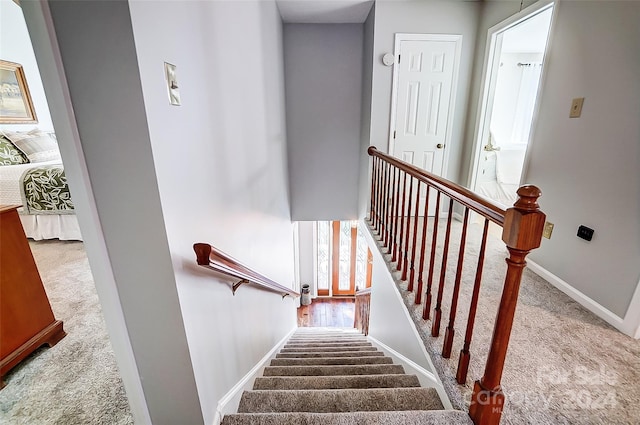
<box><xmin>0</xmin><ymin>130</ymin><xmax>81</xmax><ymax>241</ymax></box>
<box><xmin>475</xmin><ymin>146</ymin><xmax>527</xmax><ymax>208</ymax></box>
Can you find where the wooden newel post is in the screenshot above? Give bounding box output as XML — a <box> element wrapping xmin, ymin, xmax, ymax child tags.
<box><xmin>469</xmin><ymin>185</ymin><xmax>545</xmax><ymax>425</ymax></box>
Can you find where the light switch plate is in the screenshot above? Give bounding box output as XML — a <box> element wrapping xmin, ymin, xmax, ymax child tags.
<box><xmin>164</xmin><ymin>62</ymin><xmax>181</xmax><ymax>106</ymax></box>
<box><xmin>569</xmin><ymin>97</ymin><xmax>584</xmax><ymax>118</ymax></box>
<box><xmin>543</xmin><ymin>221</ymin><xmax>554</xmax><ymax>239</ymax></box>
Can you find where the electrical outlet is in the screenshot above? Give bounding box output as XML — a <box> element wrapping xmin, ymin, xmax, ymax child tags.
<box><xmin>577</xmin><ymin>225</ymin><xmax>594</xmax><ymax>241</ymax></box>
<box><xmin>569</xmin><ymin>97</ymin><xmax>584</xmax><ymax>118</ymax></box>
<box><xmin>542</xmin><ymin>221</ymin><xmax>554</xmax><ymax>239</ymax></box>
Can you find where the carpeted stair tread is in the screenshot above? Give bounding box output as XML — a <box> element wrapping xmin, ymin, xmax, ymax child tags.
<box><xmin>253</xmin><ymin>374</ymin><xmax>421</xmax><ymax>390</ymax></box>
<box><xmin>276</xmin><ymin>351</ymin><xmax>385</xmax><ymax>358</ymax></box>
<box><xmin>221</xmin><ymin>410</ymin><xmax>473</xmax><ymax>425</ymax></box>
<box><xmin>237</xmin><ymin>387</ymin><xmax>444</xmax><ymax>413</ymax></box>
<box><xmin>280</xmin><ymin>346</ymin><xmax>378</xmax><ymax>353</ymax></box>
<box><xmin>283</xmin><ymin>340</ymin><xmax>371</xmax><ymax>348</ymax></box>
<box><xmin>264</xmin><ymin>364</ymin><xmax>405</xmax><ymax>376</ymax></box>
<box><xmin>270</xmin><ymin>357</ymin><xmax>393</xmax><ymax>366</ymax></box>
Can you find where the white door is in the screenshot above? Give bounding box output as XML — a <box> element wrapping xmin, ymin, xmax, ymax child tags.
<box><xmin>390</xmin><ymin>35</ymin><xmax>461</xmax><ymax>215</ymax></box>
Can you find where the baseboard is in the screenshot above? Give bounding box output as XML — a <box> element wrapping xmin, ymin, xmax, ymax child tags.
<box><xmin>622</xmin><ymin>276</ymin><xmax>640</xmax><ymax>339</ymax></box>
<box><xmin>526</xmin><ymin>259</ymin><xmax>627</xmax><ymax>334</ymax></box>
<box><xmin>212</xmin><ymin>327</ymin><xmax>297</xmax><ymax>425</ymax></box>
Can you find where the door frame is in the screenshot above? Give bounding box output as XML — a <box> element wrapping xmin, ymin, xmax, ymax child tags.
<box><xmin>467</xmin><ymin>0</ymin><xmax>557</xmax><ymax>194</ymax></box>
<box><xmin>388</xmin><ymin>33</ymin><xmax>462</xmax><ymax>184</ymax></box>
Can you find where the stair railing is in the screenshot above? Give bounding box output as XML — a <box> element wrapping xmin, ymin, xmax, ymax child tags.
<box><xmin>193</xmin><ymin>243</ymin><xmax>300</xmax><ymax>298</ymax></box>
<box><xmin>367</xmin><ymin>146</ymin><xmax>545</xmax><ymax>425</ymax></box>
<box><xmin>354</xmin><ymin>287</ymin><xmax>372</xmax><ymax>335</ymax></box>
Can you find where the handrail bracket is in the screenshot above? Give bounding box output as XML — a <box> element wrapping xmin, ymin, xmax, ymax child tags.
<box><xmin>232</xmin><ymin>279</ymin><xmax>249</xmax><ymax>295</ymax></box>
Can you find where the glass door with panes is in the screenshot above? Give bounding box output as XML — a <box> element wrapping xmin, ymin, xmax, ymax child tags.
<box><xmin>316</xmin><ymin>221</ymin><xmax>372</xmax><ymax>297</ymax></box>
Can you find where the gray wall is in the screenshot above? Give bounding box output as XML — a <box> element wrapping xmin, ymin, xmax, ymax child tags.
<box><xmin>285</xmin><ymin>24</ymin><xmax>363</xmax><ymax>221</ymax></box>
<box><xmin>357</xmin><ymin>5</ymin><xmax>376</xmax><ymax>218</ymax></box>
<box><xmin>25</xmin><ymin>1</ymin><xmax>299</xmax><ymax>424</ymax></box>
<box><xmin>369</xmin><ymin>0</ymin><xmax>480</xmax><ymax>183</ymax></box>
<box><xmin>524</xmin><ymin>1</ymin><xmax>640</xmax><ymax>317</ymax></box>
<box><xmin>27</xmin><ymin>1</ymin><xmax>203</xmax><ymax>423</ymax></box>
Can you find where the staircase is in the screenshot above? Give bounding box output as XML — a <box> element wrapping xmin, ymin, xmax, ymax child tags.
<box><xmin>221</xmin><ymin>328</ymin><xmax>472</xmax><ymax>424</ymax></box>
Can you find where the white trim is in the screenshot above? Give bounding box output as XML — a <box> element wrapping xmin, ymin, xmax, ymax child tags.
<box><xmin>526</xmin><ymin>260</ymin><xmax>627</xmax><ymax>332</ymax></box>
<box><xmin>292</xmin><ymin>221</ymin><xmax>301</xmax><ymax>293</ymax></box>
<box><xmin>212</xmin><ymin>327</ymin><xmax>297</xmax><ymax>425</ymax></box>
<box><xmin>467</xmin><ymin>1</ymin><xmax>556</xmax><ymax>192</ymax></box>
<box><xmin>312</xmin><ymin>221</ymin><xmax>318</xmax><ymax>298</ymax></box>
<box><xmin>388</xmin><ymin>33</ymin><xmax>462</xmax><ymax>183</ymax></box>
<box><xmin>622</xmin><ymin>278</ymin><xmax>640</xmax><ymax>339</ymax></box>
<box><xmin>367</xmin><ymin>336</ymin><xmax>452</xmax><ymax>410</ymax></box>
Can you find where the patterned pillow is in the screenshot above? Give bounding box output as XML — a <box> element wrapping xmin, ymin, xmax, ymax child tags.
<box><xmin>0</xmin><ymin>135</ymin><xmax>30</xmax><ymax>165</ymax></box>
<box><xmin>2</xmin><ymin>129</ymin><xmax>61</xmax><ymax>163</ymax></box>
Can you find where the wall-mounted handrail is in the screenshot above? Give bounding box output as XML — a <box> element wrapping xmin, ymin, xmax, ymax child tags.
<box><xmin>368</xmin><ymin>146</ymin><xmax>506</xmax><ymax>225</ymax></box>
<box><xmin>193</xmin><ymin>243</ymin><xmax>300</xmax><ymax>298</ymax></box>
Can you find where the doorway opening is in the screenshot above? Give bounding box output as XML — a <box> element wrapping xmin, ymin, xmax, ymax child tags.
<box><xmin>316</xmin><ymin>221</ymin><xmax>372</xmax><ymax>297</ymax></box>
<box><xmin>470</xmin><ymin>4</ymin><xmax>553</xmax><ymax>208</ymax></box>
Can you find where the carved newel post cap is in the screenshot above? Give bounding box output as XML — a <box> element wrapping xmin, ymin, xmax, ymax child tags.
<box><xmin>502</xmin><ymin>185</ymin><xmax>546</xmax><ymax>251</ymax></box>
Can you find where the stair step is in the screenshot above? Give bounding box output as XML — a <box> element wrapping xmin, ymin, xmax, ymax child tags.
<box><xmin>270</xmin><ymin>356</ymin><xmax>393</xmax><ymax>366</ymax></box>
<box><xmin>276</xmin><ymin>351</ymin><xmax>384</xmax><ymax>358</ymax></box>
<box><xmin>221</xmin><ymin>410</ymin><xmax>473</xmax><ymax>425</ymax></box>
<box><xmin>253</xmin><ymin>374</ymin><xmax>421</xmax><ymax>390</ymax></box>
<box><xmin>237</xmin><ymin>387</ymin><xmax>443</xmax><ymax>413</ymax></box>
<box><xmin>284</xmin><ymin>342</ymin><xmax>372</xmax><ymax>349</ymax></box>
<box><xmin>280</xmin><ymin>346</ymin><xmax>378</xmax><ymax>353</ymax></box>
<box><xmin>263</xmin><ymin>364</ymin><xmax>405</xmax><ymax>376</ymax></box>
<box><xmin>286</xmin><ymin>339</ymin><xmax>369</xmax><ymax>345</ymax></box>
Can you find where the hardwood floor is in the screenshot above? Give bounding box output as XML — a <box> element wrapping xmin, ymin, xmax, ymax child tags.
<box><xmin>297</xmin><ymin>297</ymin><xmax>355</xmax><ymax>328</ymax></box>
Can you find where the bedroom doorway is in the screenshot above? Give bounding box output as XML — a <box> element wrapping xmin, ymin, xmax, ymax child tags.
<box><xmin>469</xmin><ymin>3</ymin><xmax>553</xmax><ymax>208</ymax></box>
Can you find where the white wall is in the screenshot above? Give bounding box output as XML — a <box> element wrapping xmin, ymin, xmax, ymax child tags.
<box><xmin>524</xmin><ymin>1</ymin><xmax>640</xmax><ymax>318</ymax></box>
<box><xmin>284</xmin><ymin>24</ymin><xmax>363</xmax><ymax>221</ymax></box>
<box><xmin>0</xmin><ymin>0</ymin><xmax>53</xmax><ymax>131</ymax></box>
<box><xmin>297</xmin><ymin>221</ymin><xmax>315</xmax><ymax>294</ymax></box>
<box><xmin>128</xmin><ymin>1</ymin><xmax>298</xmax><ymax>423</ymax></box>
<box><xmin>364</xmin><ymin>226</ymin><xmax>432</xmax><ymax>372</ymax></box>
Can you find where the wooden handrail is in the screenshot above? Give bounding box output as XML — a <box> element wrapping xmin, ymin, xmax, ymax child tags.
<box><xmin>193</xmin><ymin>243</ymin><xmax>300</xmax><ymax>298</ymax></box>
<box><xmin>366</xmin><ymin>147</ymin><xmax>545</xmax><ymax>425</ymax></box>
<box><xmin>368</xmin><ymin>147</ymin><xmax>506</xmax><ymax>225</ymax></box>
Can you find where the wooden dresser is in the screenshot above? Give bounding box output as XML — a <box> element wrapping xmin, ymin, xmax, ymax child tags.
<box><xmin>0</xmin><ymin>205</ymin><xmax>66</xmax><ymax>388</ymax></box>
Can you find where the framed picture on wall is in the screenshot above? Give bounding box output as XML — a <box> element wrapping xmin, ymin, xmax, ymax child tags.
<box><xmin>0</xmin><ymin>60</ymin><xmax>38</xmax><ymax>124</ymax></box>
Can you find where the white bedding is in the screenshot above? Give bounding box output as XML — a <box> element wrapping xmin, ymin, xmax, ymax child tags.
<box><xmin>0</xmin><ymin>160</ymin><xmax>82</xmax><ymax>240</ymax></box>
<box><xmin>475</xmin><ymin>147</ymin><xmax>526</xmax><ymax>208</ymax></box>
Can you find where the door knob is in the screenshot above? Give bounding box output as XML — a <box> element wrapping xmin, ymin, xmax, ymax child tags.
<box><xmin>436</xmin><ymin>143</ymin><xmax>444</xmax><ymax>149</ymax></box>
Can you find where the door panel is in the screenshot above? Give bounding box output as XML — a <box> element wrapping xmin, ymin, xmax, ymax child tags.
<box><xmin>392</xmin><ymin>37</ymin><xmax>459</xmax><ymax>216</ymax></box>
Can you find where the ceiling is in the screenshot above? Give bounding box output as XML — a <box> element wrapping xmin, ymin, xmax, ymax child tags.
<box><xmin>276</xmin><ymin>0</ymin><xmax>374</xmax><ymax>24</ymax></box>
<box><xmin>501</xmin><ymin>7</ymin><xmax>553</xmax><ymax>53</ymax></box>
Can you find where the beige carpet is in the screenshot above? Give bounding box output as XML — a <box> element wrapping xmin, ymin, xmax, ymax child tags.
<box><xmin>222</xmin><ymin>328</ymin><xmax>470</xmax><ymax>425</ymax></box>
<box><xmin>0</xmin><ymin>240</ymin><xmax>133</xmax><ymax>425</ymax></box>
<box><xmin>370</xmin><ymin>217</ymin><xmax>640</xmax><ymax>425</ymax></box>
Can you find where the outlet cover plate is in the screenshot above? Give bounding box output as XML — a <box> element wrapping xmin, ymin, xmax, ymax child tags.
<box><xmin>569</xmin><ymin>97</ymin><xmax>584</xmax><ymax>118</ymax></box>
